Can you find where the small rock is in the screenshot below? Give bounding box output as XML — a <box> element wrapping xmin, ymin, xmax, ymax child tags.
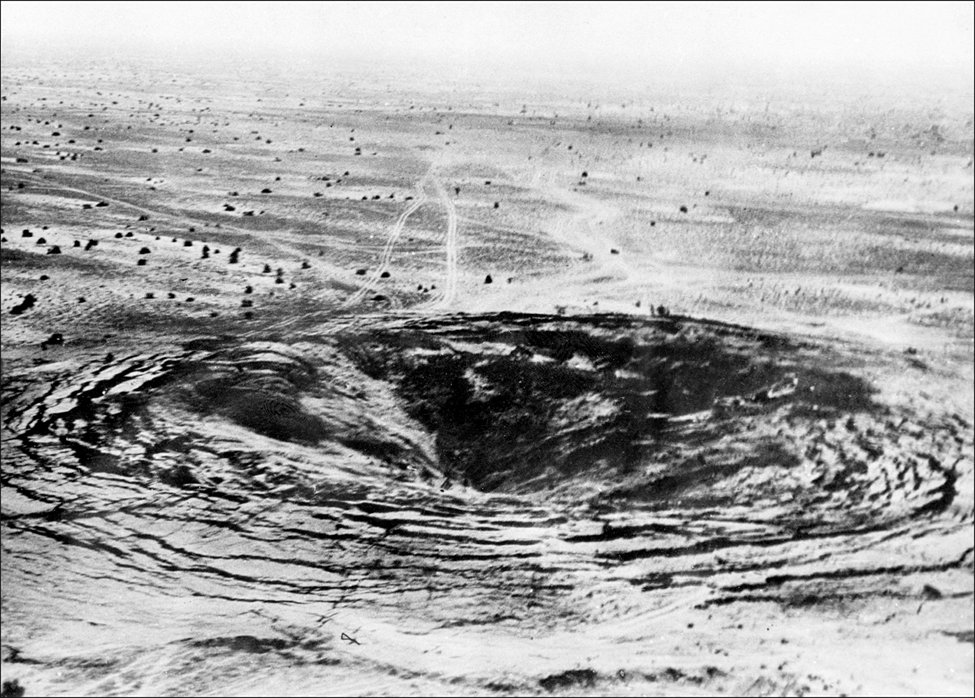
<box><xmin>10</xmin><ymin>294</ymin><xmax>37</xmax><ymax>315</ymax></box>
<box><xmin>40</xmin><ymin>332</ymin><xmax>64</xmax><ymax>350</ymax></box>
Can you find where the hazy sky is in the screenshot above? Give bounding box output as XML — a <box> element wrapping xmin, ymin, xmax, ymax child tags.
<box><xmin>2</xmin><ymin>1</ymin><xmax>973</xmax><ymax>83</ymax></box>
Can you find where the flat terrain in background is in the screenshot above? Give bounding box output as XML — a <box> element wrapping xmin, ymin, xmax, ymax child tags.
<box><xmin>2</xmin><ymin>55</ymin><xmax>973</xmax><ymax>696</ymax></box>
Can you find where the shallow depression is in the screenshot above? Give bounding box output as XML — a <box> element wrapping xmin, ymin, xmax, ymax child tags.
<box><xmin>1</xmin><ymin>312</ymin><xmax>971</xmax><ymax>696</ymax></box>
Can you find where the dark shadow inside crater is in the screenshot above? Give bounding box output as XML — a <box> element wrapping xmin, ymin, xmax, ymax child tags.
<box><xmin>341</xmin><ymin>314</ymin><xmax>878</xmax><ymax>494</ymax></box>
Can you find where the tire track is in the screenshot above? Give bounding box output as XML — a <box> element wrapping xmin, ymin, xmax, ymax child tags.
<box><xmin>342</xmin><ymin>172</ymin><xmax>431</xmax><ymax>309</ymax></box>
<box><xmin>431</xmin><ymin>175</ymin><xmax>459</xmax><ymax>309</ymax></box>
<box><xmin>413</xmin><ymin>175</ymin><xmax>459</xmax><ymax>311</ymax></box>
<box><xmin>15</xmin><ymin>169</ymin><xmax>176</xmax><ymax>222</ymax></box>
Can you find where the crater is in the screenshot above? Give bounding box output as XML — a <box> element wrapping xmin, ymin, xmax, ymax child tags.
<box><xmin>338</xmin><ymin>312</ymin><xmax>879</xmax><ymax>499</ymax></box>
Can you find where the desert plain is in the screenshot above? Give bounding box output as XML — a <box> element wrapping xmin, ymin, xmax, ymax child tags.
<box><xmin>1</xmin><ymin>51</ymin><xmax>973</xmax><ymax>696</ymax></box>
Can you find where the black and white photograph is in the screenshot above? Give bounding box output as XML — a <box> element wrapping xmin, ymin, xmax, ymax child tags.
<box><xmin>1</xmin><ymin>1</ymin><xmax>973</xmax><ymax>695</ymax></box>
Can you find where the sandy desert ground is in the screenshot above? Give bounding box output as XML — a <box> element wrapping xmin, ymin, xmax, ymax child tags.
<box><xmin>1</xmin><ymin>54</ymin><xmax>973</xmax><ymax>696</ymax></box>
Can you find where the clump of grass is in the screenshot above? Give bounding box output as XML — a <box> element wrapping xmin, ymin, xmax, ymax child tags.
<box><xmin>2</xmin><ymin>679</ymin><xmax>26</xmax><ymax>698</ymax></box>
